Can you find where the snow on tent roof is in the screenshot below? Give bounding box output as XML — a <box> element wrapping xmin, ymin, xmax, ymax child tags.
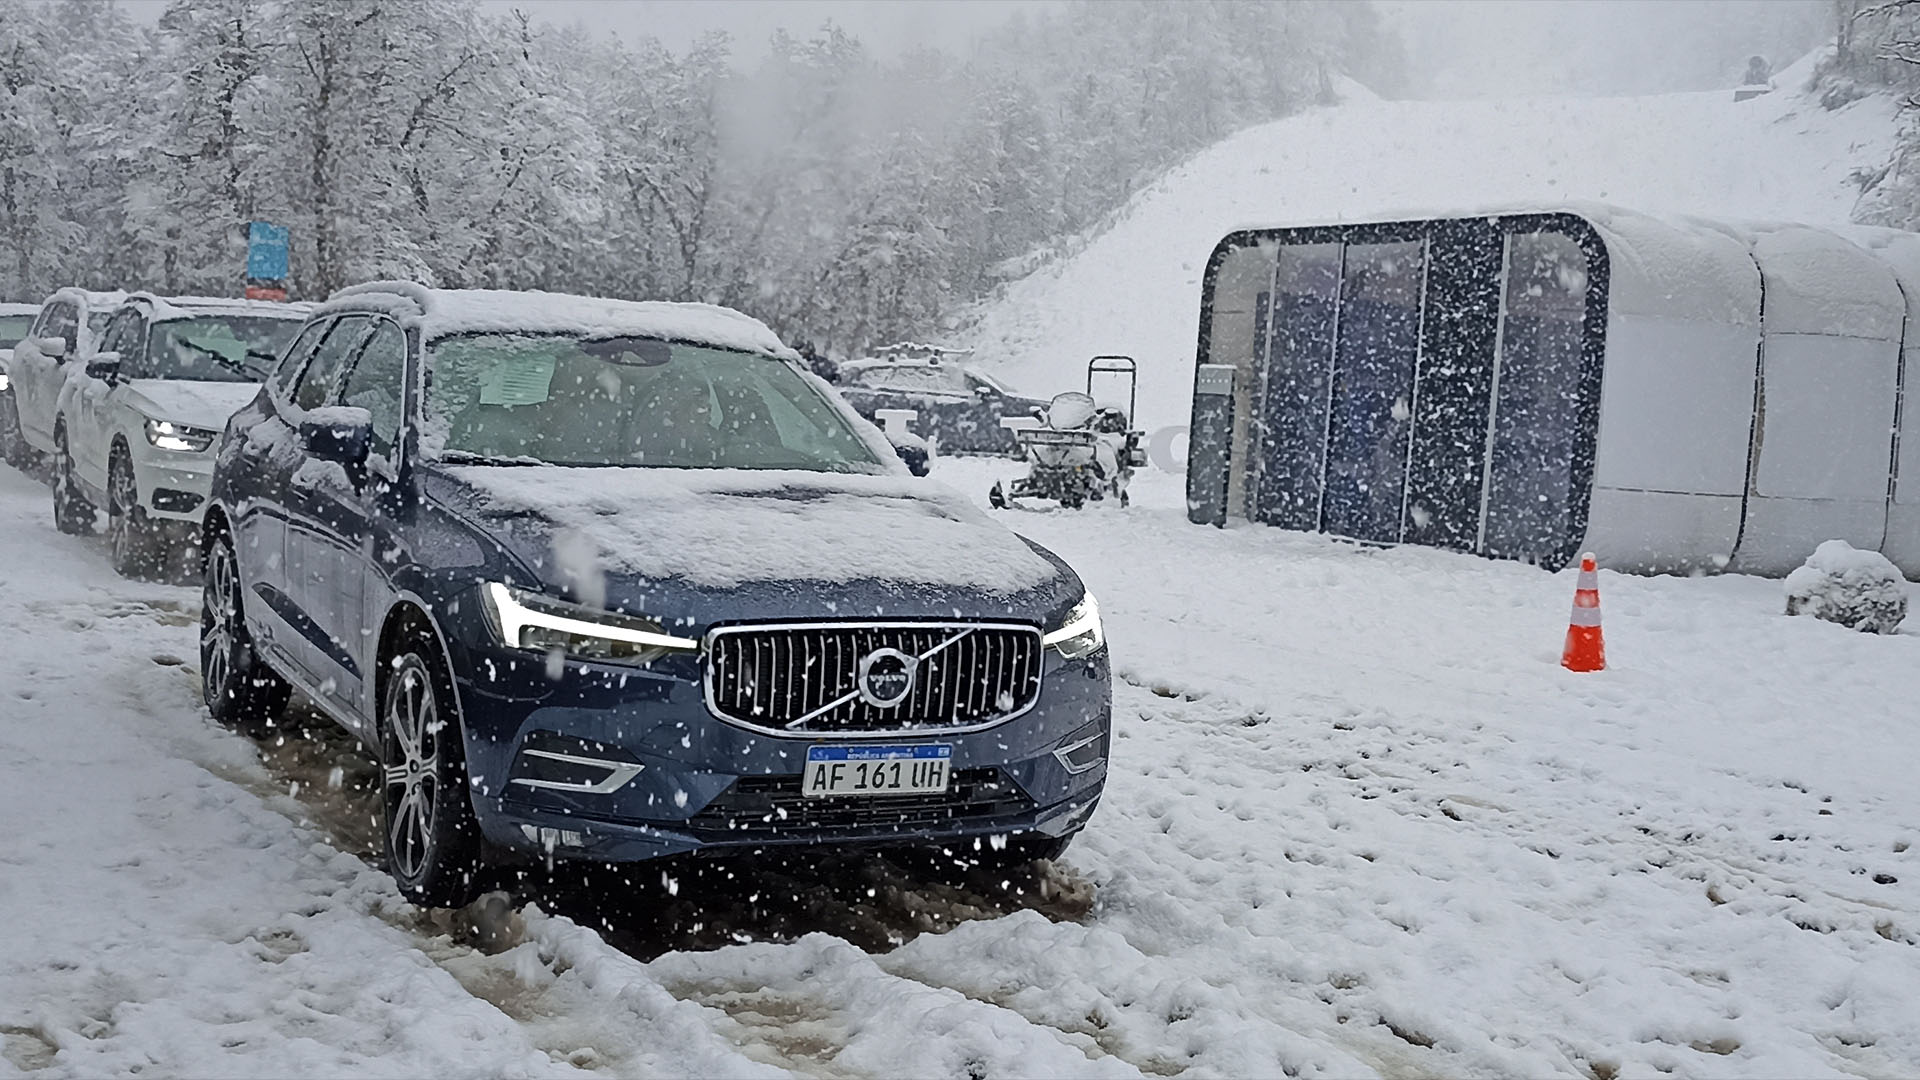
<box><xmin>1841</xmin><ymin>225</ymin><xmax>1920</xmax><ymax>331</ymax></box>
<box><xmin>1692</xmin><ymin>221</ymin><xmax>1906</xmax><ymax>341</ymax></box>
<box><xmin>1574</xmin><ymin>203</ymin><xmax>1761</xmax><ymax>327</ymax></box>
<box><xmin>1225</xmin><ymin>202</ymin><xmax>1766</xmax><ymax>327</ymax></box>
<box><xmin>325</xmin><ymin>281</ymin><xmax>800</xmax><ymax>360</ymax></box>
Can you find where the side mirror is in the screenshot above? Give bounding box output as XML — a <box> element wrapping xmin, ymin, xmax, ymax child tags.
<box><xmin>974</xmin><ymin>385</ymin><xmax>998</xmax><ymax>400</ymax></box>
<box><xmin>85</xmin><ymin>353</ymin><xmax>121</xmax><ymax>381</ymax></box>
<box><xmin>36</xmin><ymin>337</ymin><xmax>68</xmax><ymax>359</ymax></box>
<box><xmin>299</xmin><ymin>409</ymin><xmax>373</xmax><ymax>466</ymax></box>
<box><xmin>888</xmin><ymin>432</ymin><xmax>931</xmax><ymax>476</ymax></box>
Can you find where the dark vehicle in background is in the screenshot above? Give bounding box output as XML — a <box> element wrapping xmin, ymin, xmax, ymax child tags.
<box><xmin>201</xmin><ymin>282</ymin><xmax>1111</xmax><ymax>908</ymax></box>
<box><xmin>836</xmin><ymin>344</ymin><xmax>1048</xmax><ymax>456</ymax></box>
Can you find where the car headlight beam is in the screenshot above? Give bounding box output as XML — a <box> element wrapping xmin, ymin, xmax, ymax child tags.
<box><xmin>482</xmin><ymin>582</ymin><xmax>700</xmax><ymax>663</ymax></box>
<box><xmin>145</xmin><ymin>418</ymin><xmax>216</xmax><ymax>453</ymax></box>
<box><xmin>1042</xmin><ymin>591</ymin><xmax>1105</xmax><ymax>660</ymax></box>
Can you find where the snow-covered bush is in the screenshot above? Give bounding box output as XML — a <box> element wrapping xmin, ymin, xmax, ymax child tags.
<box><xmin>1784</xmin><ymin>540</ymin><xmax>1909</xmax><ymax>634</ymax></box>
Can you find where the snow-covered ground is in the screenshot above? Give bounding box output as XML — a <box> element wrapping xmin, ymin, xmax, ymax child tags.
<box><xmin>5</xmin><ymin>73</ymin><xmax>1920</xmax><ymax>1079</ymax></box>
<box><xmin>3</xmin><ymin>451</ymin><xmax>1916</xmax><ymax>1078</ymax></box>
<box><xmin>961</xmin><ymin>63</ymin><xmax>1898</xmax><ymax>427</ymax></box>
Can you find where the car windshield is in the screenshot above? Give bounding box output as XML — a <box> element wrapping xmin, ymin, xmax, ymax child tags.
<box><xmin>851</xmin><ymin>364</ymin><xmax>973</xmax><ymax>394</ymax></box>
<box><xmin>135</xmin><ymin>316</ymin><xmax>302</xmax><ymax>382</ymax></box>
<box><xmin>426</xmin><ymin>333</ymin><xmax>887</xmax><ymax>472</ymax></box>
<box><xmin>0</xmin><ymin>314</ymin><xmax>32</xmax><ymax>348</ymax></box>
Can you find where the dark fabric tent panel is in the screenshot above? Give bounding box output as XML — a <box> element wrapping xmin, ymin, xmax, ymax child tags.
<box><xmin>1192</xmin><ymin>213</ymin><xmax>1610</xmax><ymax>571</ymax></box>
<box><xmin>1404</xmin><ymin>222</ymin><xmax>1506</xmax><ymax>552</ymax></box>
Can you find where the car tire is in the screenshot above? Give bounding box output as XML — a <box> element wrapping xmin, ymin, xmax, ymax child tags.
<box><xmin>50</xmin><ymin>425</ymin><xmax>95</xmax><ymax>535</ymax></box>
<box><xmin>200</xmin><ymin>528</ymin><xmax>291</xmax><ymax>736</ymax></box>
<box><xmin>0</xmin><ymin>391</ymin><xmax>28</xmax><ymax>470</ymax></box>
<box><xmin>380</xmin><ymin>637</ymin><xmax>487</xmax><ymax>909</ymax></box>
<box><xmin>107</xmin><ymin>447</ymin><xmax>162</xmax><ymax>580</ymax></box>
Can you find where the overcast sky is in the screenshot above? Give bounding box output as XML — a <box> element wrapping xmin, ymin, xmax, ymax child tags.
<box><xmin>114</xmin><ymin>0</ymin><xmax>1832</xmax><ymax>98</ymax></box>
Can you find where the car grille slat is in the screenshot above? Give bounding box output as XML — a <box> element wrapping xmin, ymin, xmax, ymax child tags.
<box><xmin>706</xmin><ymin>622</ymin><xmax>1043</xmax><ymax>735</ymax></box>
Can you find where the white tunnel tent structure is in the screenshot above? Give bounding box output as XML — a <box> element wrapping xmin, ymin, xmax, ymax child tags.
<box><xmin>1185</xmin><ymin>205</ymin><xmax>1920</xmax><ymax>577</ymax></box>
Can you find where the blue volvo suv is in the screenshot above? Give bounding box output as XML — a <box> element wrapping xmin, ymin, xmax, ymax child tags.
<box><xmin>201</xmin><ymin>282</ymin><xmax>1110</xmax><ymax>907</ymax></box>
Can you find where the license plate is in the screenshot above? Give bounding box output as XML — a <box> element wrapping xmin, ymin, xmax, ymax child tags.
<box><xmin>802</xmin><ymin>744</ymin><xmax>952</xmax><ymax>798</ymax></box>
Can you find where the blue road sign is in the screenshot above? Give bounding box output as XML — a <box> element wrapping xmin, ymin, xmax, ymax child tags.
<box><xmin>246</xmin><ymin>221</ymin><xmax>290</xmax><ymax>282</ymax></box>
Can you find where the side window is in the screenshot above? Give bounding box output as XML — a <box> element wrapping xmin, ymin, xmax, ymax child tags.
<box><xmin>41</xmin><ymin>303</ymin><xmax>79</xmax><ymax>357</ymax></box>
<box><xmin>338</xmin><ymin>320</ymin><xmax>406</xmax><ymax>462</ymax></box>
<box><xmin>271</xmin><ymin>320</ymin><xmax>332</xmax><ymax>401</ymax></box>
<box><xmin>99</xmin><ymin>310</ymin><xmax>141</xmax><ymax>360</ymax></box>
<box><xmin>292</xmin><ymin>316</ymin><xmax>370</xmax><ymax>412</ymax></box>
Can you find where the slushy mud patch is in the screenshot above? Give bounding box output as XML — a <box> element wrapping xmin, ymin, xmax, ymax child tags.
<box><xmin>0</xmin><ymin>1025</ymin><xmax>57</xmax><ymax>1072</ymax></box>
<box><xmin>516</xmin><ymin>843</ymin><xmax>1094</xmax><ymax>960</ymax></box>
<box><xmin>236</xmin><ymin>697</ymin><xmax>384</xmax><ymax>858</ymax></box>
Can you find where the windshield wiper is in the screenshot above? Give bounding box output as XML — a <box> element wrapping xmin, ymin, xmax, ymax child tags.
<box><xmin>173</xmin><ymin>340</ymin><xmax>260</xmax><ymax>379</ymax></box>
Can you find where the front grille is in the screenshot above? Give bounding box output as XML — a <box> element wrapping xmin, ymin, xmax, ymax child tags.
<box><xmin>705</xmin><ymin>622</ymin><xmax>1043</xmax><ymax>735</ymax></box>
<box><xmin>687</xmin><ymin>767</ymin><xmax>1033</xmax><ymax>841</ymax></box>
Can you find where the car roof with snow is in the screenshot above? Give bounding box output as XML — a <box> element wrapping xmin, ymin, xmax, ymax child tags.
<box><xmin>42</xmin><ymin>287</ymin><xmax>129</xmax><ymax>311</ymax></box>
<box><xmin>317</xmin><ymin>281</ymin><xmax>801</xmax><ymax>361</ymax></box>
<box><xmin>119</xmin><ymin>292</ymin><xmax>315</xmax><ymax>323</ymax></box>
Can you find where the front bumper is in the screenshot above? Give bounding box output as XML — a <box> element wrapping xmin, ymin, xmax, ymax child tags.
<box><xmin>128</xmin><ymin>441</ymin><xmax>215</xmax><ymax>523</ymax></box>
<box><xmin>443</xmin><ymin>625</ymin><xmax>1112</xmax><ymax>864</ymax></box>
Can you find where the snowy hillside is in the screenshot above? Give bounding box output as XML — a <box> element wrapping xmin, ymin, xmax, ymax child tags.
<box><xmin>962</xmin><ymin>64</ymin><xmax>1899</xmax><ymax>427</ymax></box>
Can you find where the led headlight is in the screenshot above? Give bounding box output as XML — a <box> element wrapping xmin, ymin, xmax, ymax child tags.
<box><xmin>1042</xmin><ymin>591</ymin><xmax>1104</xmax><ymax>660</ymax></box>
<box><xmin>481</xmin><ymin>582</ymin><xmax>699</xmax><ymax>663</ymax></box>
<box><xmin>145</xmin><ymin>418</ymin><xmax>216</xmax><ymax>453</ymax></box>
<box><xmin>0</xmin><ymin>372</ymin><xmax>10</xmax><ymax>391</ymax></box>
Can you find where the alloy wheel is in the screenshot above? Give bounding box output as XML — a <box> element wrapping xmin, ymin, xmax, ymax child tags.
<box><xmin>200</xmin><ymin>543</ymin><xmax>238</xmax><ymax>702</ymax></box>
<box><xmin>382</xmin><ymin>658</ymin><xmax>443</xmax><ymax>883</ymax></box>
<box><xmin>109</xmin><ymin>456</ymin><xmax>138</xmax><ymax>569</ymax></box>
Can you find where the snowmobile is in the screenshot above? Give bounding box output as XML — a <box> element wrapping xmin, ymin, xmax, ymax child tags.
<box><xmin>989</xmin><ymin>355</ymin><xmax>1147</xmax><ymax>510</ymax></box>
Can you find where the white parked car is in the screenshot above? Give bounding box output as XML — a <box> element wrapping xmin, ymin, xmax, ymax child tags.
<box><xmin>51</xmin><ymin>293</ymin><xmax>310</xmax><ymax>577</ymax></box>
<box><xmin>0</xmin><ymin>301</ymin><xmax>39</xmax><ymax>368</ymax></box>
<box><xmin>3</xmin><ymin>288</ymin><xmax>125</xmax><ymax>469</ymax></box>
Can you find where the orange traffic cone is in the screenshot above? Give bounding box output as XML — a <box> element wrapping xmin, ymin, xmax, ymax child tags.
<box><xmin>1561</xmin><ymin>552</ymin><xmax>1606</xmax><ymax>672</ymax></box>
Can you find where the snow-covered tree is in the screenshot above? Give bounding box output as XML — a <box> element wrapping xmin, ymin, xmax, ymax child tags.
<box><xmin>0</xmin><ymin>0</ymin><xmax>1380</xmax><ymax>348</ymax></box>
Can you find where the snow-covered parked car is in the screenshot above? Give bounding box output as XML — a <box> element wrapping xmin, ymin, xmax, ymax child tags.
<box><xmin>201</xmin><ymin>282</ymin><xmax>1111</xmax><ymax>908</ymax></box>
<box><xmin>0</xmin><ymin>301</ymin><xmax>37</xmax><ymax>439</ymax></box>
<box><xmin>49</xmin><ymin>293</ymin><xmax>310</xmax><ymax>576</ymax></box>
<box><xmin>2</xmin><ymin>288</ymin><xmax>125</xmax><ymax>469</ymax></box>
<box><xmin>837</xmin><ymin>350</ymin><xmax>1049</xmax><ymax>456</ymax></box>
<box><xmin>0</xmin><ymin>301</ymin><xmax>38</xmax><ymax>365</ymax></box>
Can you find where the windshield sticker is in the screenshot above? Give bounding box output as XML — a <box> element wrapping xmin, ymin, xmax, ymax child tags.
<box><xmin>479</xmin><ymin>355</ymin><xmax>556</xmax><ymax>406</ymax></box>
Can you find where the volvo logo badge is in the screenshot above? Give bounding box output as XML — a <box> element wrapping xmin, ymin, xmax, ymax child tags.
<box><xmin>855</xmin><ymin>647</ymin><xmax>917</xmax><ymax>708</ymax></box>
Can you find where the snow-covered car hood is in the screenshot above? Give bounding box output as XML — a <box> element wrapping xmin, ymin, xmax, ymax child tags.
<box><xmin>121</xmin><ymin>380</ymin><xmax>262</xmax><ymax>431</ymax></box>
<box><xmin>424</xmin><ymin>465</ymin><xmax>1082</xmax><ymax>623</ymax></box>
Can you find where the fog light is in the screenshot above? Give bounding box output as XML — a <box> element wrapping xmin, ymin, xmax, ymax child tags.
<box><xmin>1053</xmin><ymin>723</ymin><xmax>1108</xmax><ymax>774</ymax></box>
